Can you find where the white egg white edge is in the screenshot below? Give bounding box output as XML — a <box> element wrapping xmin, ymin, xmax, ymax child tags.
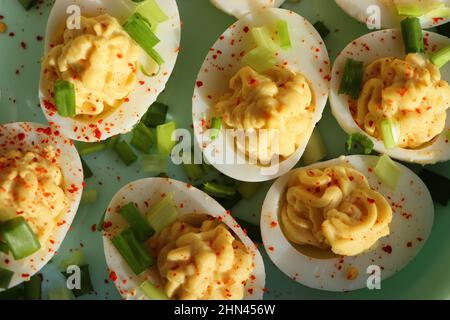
<box><xmin>260</xmin><ymin>154</ymin><xmax>434</xmax><ymax>292</ymax></box>
<box><xmin>192</xmin><ymin>8</ymin><xmax>331</xmax><ymax>182</ymax></box>
<box><xmin>102</xmin><ymin>177</ymin><xmax>266</xmax><ymax>300</ymax></box>
<box><xmin>335</xmin><ymin>0</ymin><xmax>450</xmax><ymax>29</ymax></box>
<box><xmin>38</xmin><ymin>0</ymin><xmax>181</xmax><ymax>142</ymax></box>
<box><xmin>0</xmin><ymin>122</ymin><xmax>83</xmax><ymax>291</ymax></box>
<box><xmin>330</xmin><ymin>29</ymin><xmax>450</xmax><ymax>165</ymax></box>
<box><xmin>209</xmin><ymin>0</ymin><xmax>286</xmax><ymax>19</ymax></box>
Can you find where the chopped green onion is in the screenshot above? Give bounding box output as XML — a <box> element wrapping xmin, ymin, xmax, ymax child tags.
<box><xmin>136</xmin><ymin>0</ymin><xmax>169</xmax><ymax>32</ymax></box>
<box><xmin>251</xmin><ymin>26</ymin><xmax>278</xmax><ymax>52</ymax></box>
<box><xmin>374</xmin><ymin>155</ymin><xmax>402</xmax><ymax>190</ymax></box>
<box><xmin>401</xmin><ymin>17</ymin><xmax>424</xmax><ymax>54</ymax></box>
<box><xmin>380</xmin><ymin>118</ymin><xmax>401</xmax><ymax>149</ymax></box>
<box><xmin>302</xmin><ymin>128</ymin><xmax>328</xmax><ymax>165</ymax></box>
<box><xmin>76</xmin><ymin>141</ymin><xmax>107</xmax><ymax>156</ymax></box>
<box><xmin>59</xmin><ymin>249</ymin><xmax>84</xmax><ymax>271</ymax></box>
<box><xmin>210</xmin><ymin>117</ymin><xmax>222</xmax><ymax>141</ymax></box>
<box><xmin>156</xmin><ymin>121</ymin><xmax>177</xmax><ymax>155</ymax></box>
<box><xmin>0</xmin><ymin>241</ymin><xmax>9</xmax><ymax>254</ymax></box>
<box><xmin>54</xmin><ymin>80</ymin><xmax>76</xmax><ymax>118</ymax></box>
<box><xmin>62</xmin><ymin>264</ymin><xmax>94</xmax><ymax>298</ymax></box>
<box><xmin>234</xmin><ymin>218</ymin><xmax>262</xmax><ymax>243</ymax></box>
<box><xmin>140</xmin><ymin>60</ymin><xmax>161</xmax><ymax>77</ymax></box>
<box><xmin>277</xmin><ymin>20</ymin><xmax>292</xmax><ymax>50</ymax></box>
<box><xmin>141</xmin><ymin>154</ymin><xmax>168</xmax><ymax>174</ymax></box>
<box><xmin>203</xmin><ymin>182</ymin><xmax>236</xmax><ymax>199</ymax></box>
<box><xmin>346</xmin><ymin>132</ymin><xmax>374</xmax><ymax>155</ymax></box>
<box><xmin>81</xmin><ymin>189</ymin><xmax>98</xmax><ymax>205</ymax></box>
<box><xmin>218</xmin><ymin>193</ymin><xmax>242</xmax><ymax>211</ymax></box>
<box><xmin>106</xmin><ymin>135</ymin><xmax>120</xmax><ymax>149</ymax></box>
<box><xmin>0</xmin><ymin>217</ymin><xmax>41</xmax><ymax>260</ymax></box>
<box><xmin>339</xmin><ymin>58</ymin><xmax>364</xmax><ymax>99</ymax></box>
<box><xmin>48</xmin><ymin>286</ymin><xmax>72</xmax><ymax>300</ymax></box>
<box><xmin>0</xmin><ymin>267</ymin><xmax>14</xmax><ymax>289</ymax></box>
<box><xmin>0</xmin><ymin>286</ymin><xmax>22</xmax><ymax>300</ymax></box>
<box><xmin>425</xmin><ymin>6</ymin><xmax>450</xmax><ymax>19</ymax></box>
<box><xmin>111</xmin><ymin>229</ymin><xmax>153</xmax><ymax>275</ymax></box>
<box><xmin>131</xmin><ymin>123</ymin><xmax>154</xmax><ymax>153</ymax></box>
<box><xmin>242</xmin><ymin>47</ymin><xmax>277</xmax><ymax>73</ymax></box>
<box><xmin>18</xmin><ymin>0</ymin><xmax>38</xmax><ymax>10</ymax></box>
<box><xmin>183</xmin><ymin>153</ymin><xmax>204</xmax><ymax>181</ymax></box>
<box><xmin>313</xmin><ymin>21</ymin><xmax>330</xmax><ymax>38</ymax></box>
<box><xmin>237</xmin><ymin>182</ymin><xmax>263</xmax><ymax>199</ymax></box>
<box><xmin>202</xmin><ymin>162</ymin><xmax>215</xmax><ymax>174</ymax></box>
<box><xmin>430</xmin><ymin>44</ymin><xmax>450</xmax><ymax>69</ymax></box>
<box><xmin>120</xmin><ymin>202</ymin><xmax>155</xmax><ymax>242</ymax></box>
<box><xmin>146</xmin><ymin>194</ymin><xmax>179</xmax><ymax>232</ymax></box>
<box><xmin>114</xmin><ymin>140</ymin><xmax>138</xmax><ymax>166</ymax></box>
<box><xmin>24</xmin><ymin>274</ymin><xmax>42</xmax><ymax>300</ymax></box>
<box><xmin>80</xmin><ymin>158</ymin><xmax>93</xmax><ymax>179</ymax></box>
<box><xmin>395</xmin><ymin>4</ymin><xmax>424</xmax><ymax>16</ymax></box>
<box><xmin>142</xmin><ymin>102</ymin><xmax>169</xmax><ymax>127</ymax></box>
<box><xmin>419</xmin><ymin>169</ymin><xmax>450</xmax><ymax>205</ymax></box>
<box><xmin>140</xmin><ymin>281</ymin><xmax>169</xmax><ymax>300</ymax></box>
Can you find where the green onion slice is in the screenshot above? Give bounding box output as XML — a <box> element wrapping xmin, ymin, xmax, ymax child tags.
<box><xmin>75</xmin><ymin>141</ymin><xmax>107</xmax><ymax>156</ymax></box>
<box><xmin>380</xmin><ymin>118</ymin><xmax>401</xmax><ymax>149</ymax></box>
<box><xmin>251</xmin><ymin>26</ymin><xmax>278</xmax><ymax>52</ymax></box>
<box><xmin>0</xmin><ymin>268</ymin><xmax>14</xmax><ymax>289</ymax></box>
<box><xmin>430</xmin><ymin>44</ymin><xmax>450</xmax><ymax>69</ymax></box>
<box><xmin>146</xmin><ymin>193</ymin><xmax>179</xmax><ymax>232</ymax></box>
<box><xmin>210</xmin><ymin>117</ymin><xmax>222</xmax><ymax>141</ymax></box>
<box><xmin>61</xmin><ymin>264</ymin><xmax>94</xmax><ymax>298</ymax></box>
<box><xmin>242</xmin><ymin>47</ymin><xmax>277</xmax><ymax>73</ymax></box>
<box><xmin>156</xmin><ymin>121</ymin><xmax>177</xmax><ymax>155</ymax></box>
<box><xmin>313</xmin><ymin>21</ymin><xmax>330</xmax><ymax>38</ymax></box>
<box><xmin>339</xmin><ymin>58</ymin><xmax>364</xmax><ymax>99</ymax></box>
<box><xmin>81</xmin><ymin>189</ymin><xmax>98</xmax><ymax>205</ymax></box>
<box><xmin>24</xmin><ymin>274</ymin><xmax>42</xmax><ymax>300</ymax></box>
<box><xmin>136</xmin><ymin>0</ymin><xmax>169</xmax><ymax>32</ymax></box>
<box><xmin>203</xmin><ymin>182</ymin><xmax>236</xmax><ymax>199</ymax></box>
<box><xmin>0</xmin><ymin>217</ymin><xmax>41</xmax><ymax>260</ymax></box>
<box><xmin>120</xmin><ymin>202</ymin><xmax>155</xmax><ymax>242</ymax></box>
<box><xmin>374</xmin><ymin>154</ymin><xmax>402</xmax><ymax>190</ymax></box>
<box><xmin>48</xmin><ymin>286</ymin><xmax>72</xmax><ymax>300</ymax></box>
<box><xmin>142</xmin><ymin>102</ymin><xmax>169</xmax><ymax>127</ymax></box>
<box><xmin>401</xmin><ymin>17</ymin><xmax>424</xmax><ymax>54</ymax></box>
<box><xmin>346</xmin><ymin>132</ymin><xmax>374</xmax><ymax>155</ymax></box>
<box><xmin>131</xmin><ymin>123</ymin><xmax>154</xmax><ymax>153</ymax></box>
<box><xmin>140</xmin><ymin>281</ymin><xmax>169</xmax><ymax>300</ymax></box>
<box><xmin>114</xmin><ymin>140</ymin><xmax>138</xmax><ymax>166</ymax></box>
<box><xmin>141</xmin><ymin>154</ymin><xmax>168</xmax><ymax>174</ymax></box>
<box><xmin>54</xmin><ymin>80</ymin><xmax>76</xmax><ymax>118</ymax></box>
<box><xmin>59</xmin><ymin>249</ymin><xmax>84</xmax><ymax>271</ymax></box>
<box><xmin>277</xmin><ymin>20</ymin><xmax>292</xmax><ymax>50</ymax></box>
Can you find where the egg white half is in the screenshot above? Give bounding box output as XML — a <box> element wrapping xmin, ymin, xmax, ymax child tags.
<box><xmin>330</xmin><ymin>29</ymin><xmax>450</xmax><ymax>164</ymax></box>
<box><xmin>210</xmin><ymin>0</ymin><xmax>286</xmax><ymax>19</ymax></box>
<box><xmin>39</xmin><ymin>0</ymin><xmax>181</xmax><ymax>142</ymax></box>
<box><xmin>335</xmin><ymin>0</ymin><xmax>450</xmax><ymax>29</ymax></box>
<box><xmin>192</xmin><ymin>8</ymin><xmax>330</xmax><ymax>182</ymax></box>
<box><xmin>0</xmin><ymin>122</ymin><xmax>83</xmax><ymax>291</ymax></box>
<box><xmin>103</xmin><ymin>178</ymin><xmax>266</xmax><ymax>300</ymax></box>
<box><xmin>260</xmin><ymin>155</ymin><xmax>434</xmax><ymax>292</ymax></box>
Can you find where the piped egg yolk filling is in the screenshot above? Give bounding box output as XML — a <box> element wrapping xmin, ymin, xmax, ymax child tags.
<box><xmin>355</xmin><ymin>53</ymin><xmax>450</xmax><ymax>149</ymax></box>
<box><xmin>214</xmin><ymin>66</ymin><xmax>314</xmax><ymax>163</ymax></box>
<box><xmin>149</xmin><ymin>218</ymin><xmax>254</xmax><ymax>300</ymax></box>
<box><xmin>0</xmin><ymin>148</ymin><xmax>68</xmax><ymax>244</ymax></box>
<box><xmin>42</xmin><ymin>14</ymin><xmax>140</xmax><ymax>116</ymax></box>
<box><xmin>281</xmin><ymin>165</ymin><xmax>393</xmax><ymax>256</ymax></box>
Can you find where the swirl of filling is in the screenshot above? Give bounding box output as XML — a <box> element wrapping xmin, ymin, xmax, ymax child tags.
<box><xmin>214</xmin><ymin>66</ymin><xmax>314</xmax><ymax>163</ymax></box>
<box><xmin>148</xmin><ymin>218</ymin><xmax>254</xmax><ymax>300</ymax></box>
<box><xmin>41</xmin><ymin>14</ymin><xmax>140</xmax><ymax>116</ymax></box>
<box><xmin>356</xmin><ymin>53</ymin><xmax>450</xmax><ymax>149</ymax></box>
<box><xmin>281</xmin><ymin>165</ymin><xmax>392</xmax><ymax>256</ymax></box>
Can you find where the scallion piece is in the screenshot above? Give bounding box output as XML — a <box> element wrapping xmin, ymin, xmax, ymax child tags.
<box><xmin>0</xmin><ymin>241</ymin><xmax>9</xmax><ymax>254</ymax></box>
<box><xmin>120</xmin><ymin>202</ymin><xmax>155</xmax><ymax>242</ymax></box>
<box><xmin>277</xmin><ymin>20</ymin><xmax>292</xmax><ymax>50</ymax></box>
<box><xmin>425</xmin><ymin>6</ymin><xmax>450</xmax><ymax>19</ymax></box>
<box><xmin>374</xmin><ymin>155</ymin><xmax>402</xmax><ymax>190</ymax></box>
<box><xmin>237</xmin><ymin>182</ymin><xmax>263</xmax><ymax>199</ymax></box>
<box><xmin>136</xmin><ymin>0</ymin><xmax>169</xmax><ymax>32</ymax></box>
<box><xmin>380</xmin><ymin>118</ymin><xmax>400</xmax><ymax>149</ymax></box>
<box><xmin>62</xmin><ymin>264</ymin><xmax>94</xmax><ymax>298</ymax></box>
<box><xmin>76</xmin><ymin>141</ymin><xmax>107</xmax><ymax>156</ymax></box>
<box><xmin>183</xmin><ymin>158</ymin><xmax>205</xmax><ymax>181</ymax></box>
<box><xmin>48</xmin><ymin>286</ymin><xmax>72</xmax><ymax>300</ymax></box>
<box><xmin>131</xmin><ymin>123</ymin><xmax>154</xmax><ymax>153</ymax></box>
<box><xmin>156</xmin><ymin>121</ymin><xmax>177</xmax><ymax>155</ymax></box>
<box><xmin>141</xmin><ymin>154</ymin><xmax>168</xmax><ymax>174</ymax></box>
<box><xmin>146</xmin><ymin>194</ymin><xmax>179</xmax><ymax>232</ymax></box>
<box><xmin>59</xmin><ymin>249</ymin><xmax>84</xmax><ymax>271</ymax></box>
<box><xmin>419</xmin><ymin>169</ymin><xmax>450</xmax><ymax>205</ymax></box>
<box><xmin>242</xmin><ymin>47</ymin><xmax>277</xmax><ymax>73</ymax></box>
<box><xmin>114</xmin><ymin>140</ymin><xmax>138</xmax><ymax>166</ymax></box>
<box><xmin>251</xmin><ymin>26</ymin><xmax>278</xmax><ymax>52</ymax></box>
<box><xmin>210</xmin><ymin>117</ymin><xmax>222</xmax><ymax>140</ymax></box>
<box><xmin>430</xmin><ymin>44</ymin><xmax>450</xmax><ymax>69</ymax></box>
<box><xmin>54</xmin><ymin>80</ymin><xmax>76</xmax><ymax>117</ymax></box>
<box><xmin>24</xmin><ymin>274</ymin><xmax>42</xmax><ymax>300</ymax></box>
<box><xmin>302</xmin><ymin>128</ymin><xmax>327</xmax><ymax>165</ymax></box>
<box><xmin>18</xmin><ymin>0</ymin><xmax>38</xmax><ymax>10</ymax></box>
<box><xmin>140</xmin><ymin>281</ymin><xmax>169</xmax><ymax>300</ymax></box>
<box><xmin>203</xmin><ymin>182</ymin><xmax>236</xmax><ymax>199</ymax></box>
<box><xmin>218</xmin><ymin>193</ymin><xmax>242</xmax><ymax>211</ymax></box>
<box><xmin>106</xmin><ymin>135</ymin><xmax>120</xmax><ymax>149</ymax></box>
<box><xmin>313</xmin><ymin>21</ymin><xmax>330</xmax><ymax>38</ymax></box>
<box><xmin>121</xmin><ymin>229</ymin><xmax>154</xmax><ymax>266</ymax></box>
<box><xmin>346</xmin><ymin>132</ymin><xmax>374</xmax><ymax>155</ymax></box>
<box><xmin>401</xmin><ymin>17</ymin><xmax>424</xmax><ymax>54</ymax></box>
<box><xmin>395</xmin><ymin>4</ymin><xmax>423</xmax><ymax>16</ymax></box>
<box><xmin>142</xmin><ymin>102</ymin><xmax>169</xmax><ymax>127</ymax></box>
<box><xmin>339</xmin><ymin>58</ymin><xmax>364</xmax><ymax>99</ymax></box>
<box><xmin>0</xmin><ymin>286</ymin><xmax>22</xmax><ymax>300</ymax></box>
<box><xmin>80</xmin><ymin>158</ymin><xmax>93</xmax><ymax>179</ymax></box>
<box><xmin>81</xmin><ymin>189</ymin><xmax>98</xmax><ymax>205</ymax></box>
<box><xmin>0</xmin><ymin>268</ymin><xmax>14</xmax><ymax>289</ymax></box>
<box><xmin>0</xmin><ymin>217</ymin><xmax>41</xmax><ymax>260</ymax></box>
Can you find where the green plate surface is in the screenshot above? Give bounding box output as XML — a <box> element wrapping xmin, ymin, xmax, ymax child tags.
<box><xmin>0</xmin><ymin>0</ymin><xmax>449</xmax><ymax>300</ymax></box>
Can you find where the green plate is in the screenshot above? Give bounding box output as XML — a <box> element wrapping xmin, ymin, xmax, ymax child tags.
<box><xmin>0</xmin><ymin>0</ymin><xmax>449</xmax><ymax>300</ymax></box>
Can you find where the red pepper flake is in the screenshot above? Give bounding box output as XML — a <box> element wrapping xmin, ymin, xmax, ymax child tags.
<box><xmin>103</xmin><ymin>221</ymin><xmax>113</xmax><ymax>229</ymax></box>
<box><xmin>36</xmin><ymin>127</ymin><xmax>52</xmax><ymax>135</ymax></box>
<box><xmin>367</xmin><ymin>198</ymin><xmax>375</xmax><ymax>204</ymax></box>
<box><xmin>36</xmin><ymin>35</ymin><xmax>43</xmax><ymax>41</ymax></box>
<box><xmin>43</xmin><ymin>100</ymin><xmax>56</xmax><ymax>112</ymax></box>
<box><xmin>109</xmin><ymin>271</ymin><xmax>117</xmax><ymax>282</ymax></box>
<box><xmin>243</xmin><ymin>26</ymin><xmax>249</xmax><ymax>33</ymax></box>
<box><xmin>382</xmin><ymin>245</ymin><xmax>392</xmax><ymax>254</ymax></box>
<box><xmin>196</xmin><ymin>81</ymin><xmax>203</xmax><ymax>88</ymax></box>
<box><xmin>247</xmin><ymin>288</ymin><xmax>254</xmax><ymax>294</ymax></box>
<box><xmin>21</xmin><ymin>273</ymin><xmax>30</xmax><ymax>278</ymax></box>
<box><xmin>94</xmin><ymin>128</ymin><xmax>102</xmax><ymax>140</ymax></box>
<box><xmin>17</xmin><ymin>133</ymin><xmax>25</xmax><ymax>141</ymax></box>
<box><xmin>117</xmin><ymin>53</ymin><xmax>123</xmax><ymax>59</ymax></box>
<box><xmin>417</xmin><ymin>237</ymin><xmax>423</xmax><ymax>242</ymax></box>
<box><xmin>406</xmin><ymin>242</ymin><xmax>412</xmax><ymax>248</ymax></box>
<box><xmin>8</xmin><ymin>32</ymin><xmax>15</xmax><ymax>37</ymax></box>
<box><xmin>20</xmin><ymin>41</ymin><xmax>27</xmax><ymax>49</ymax></box>
<box><xmin>268</xmin><ymin>246</ymin><xmax>274</xmax><ymax>251</ymax></box>
<box><xmin>270</xmin><ymin>221</ymin><xmax>277</xmax><ymax>228</ymax></box>
<box><xmin>91</xmin><ymin>224</ymin><xmax>97</xmax><ymax>232</ymax></box>
<box><xmin>4</xmin><ymin>259</ymin><xmax>10</xmax><ymax>264</ymax></box>
<box><xmin>68</xmin><ymin>184</ymin><xmax>79</xmax><ymax>193</ymax></box>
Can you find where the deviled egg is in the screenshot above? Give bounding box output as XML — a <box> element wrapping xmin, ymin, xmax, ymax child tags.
<box><xmin>192</xmin><ymin>8</ymin><xmax>330</xmax><ymax>182</ymax></box>
<box><xmin>39</xmin><ymin>0</ymin><xmax>181</xmax><ymax>142</ymax></box>
<box><xmin>330</xmin><ymin>28</ymin><xmax>450</xmax><ymax>164</ymax></box>
<box><xmin>261</xmin><ymin>155</ymin><xmax>434</xmax><ymax>292</ymax></box>
<box><xmin>0</xmin><ymin>122</ymin><xmax>83</xmax><ymax>291</ymax></box>
<box><xmin>103</xmin><ymin>178</ymin><xmax>265</xmax><ymax>300</ymax></box>
<box><xmin>335</xmin><ymin>0</ymin><xmax>450</xmax><ymax>29</ymax></box>
<box><xmin>210</xmin><ymin>0</ymin><xmax>286</xmax><ymax>19</ymax></box>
